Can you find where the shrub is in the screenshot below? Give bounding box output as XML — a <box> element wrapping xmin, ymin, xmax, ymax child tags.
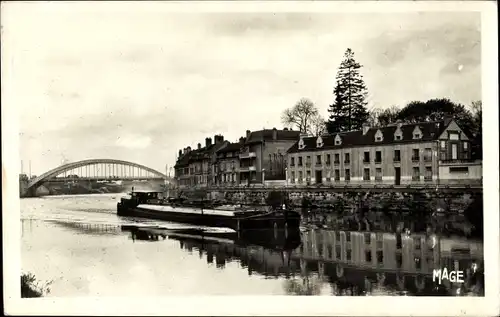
<box><xmin>21</xmin><ymin>273</ymin><xmax>52</xmax><ymax>298</ymax></box>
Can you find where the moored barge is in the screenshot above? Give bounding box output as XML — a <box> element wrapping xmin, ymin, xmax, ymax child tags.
<box><xmin>117</xmin><ymin>190</ymin><xmax>301</xmax><ymax>231</ymax></box>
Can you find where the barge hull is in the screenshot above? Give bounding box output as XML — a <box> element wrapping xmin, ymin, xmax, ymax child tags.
<box><xmin>117</xmin><ymin>204</ymin><xmax>301</xmax><ymax>231</ymax></box>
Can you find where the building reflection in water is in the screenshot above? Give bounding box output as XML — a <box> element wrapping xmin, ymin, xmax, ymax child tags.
<box><xmin>167</xmin><ymin>226</ymin><xmax>484</xmax><ymax>296</ymax></box>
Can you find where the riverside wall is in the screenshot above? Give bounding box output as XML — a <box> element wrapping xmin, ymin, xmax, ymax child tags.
<box><xmin>178</xmin><ymin>186</ymin><xmax>482</xmax><ymax>214</ymax></box>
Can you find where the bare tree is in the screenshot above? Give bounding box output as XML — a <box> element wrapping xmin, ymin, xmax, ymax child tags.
<box><xmin>309</xmin><ymin>114</ymin><xmax>327</xmax><ymax>136</ymax></box>
<box><xmin>281</xmin><ymin>98</ymin><xmax>322</xmax><ymax>134</ymax></box>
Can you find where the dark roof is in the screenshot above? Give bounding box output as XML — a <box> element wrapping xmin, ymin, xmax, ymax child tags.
<box><xmin>246</xmin><ymin>129</ymin><xmax>300</xmax><ymax>144</ymax></box>
<box><xmin>174</xmin><ymin>144</ymin><xmax>217</xmax><ymax>168</ymax></box>
<box><xmin>216</xmin><ymin>142</ymin><xmax>242</xmax><ymax>154</ymax></box>
<box><xmin>287</xmin><ymin>120</ymin><xmax>450</xmax><ymax>153</ymax></box>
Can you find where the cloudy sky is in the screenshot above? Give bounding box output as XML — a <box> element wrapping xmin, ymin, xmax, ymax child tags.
<box><xmin>3</xmin><ymin>3</ymin><xmax>481</xmax><ymax>175</ymax></box>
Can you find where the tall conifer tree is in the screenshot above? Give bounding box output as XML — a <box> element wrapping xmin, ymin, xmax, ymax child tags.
<box><xmin>327</xmin><ymin>48</ymin><xmax>369</xmax><ymax>133</ymax></box>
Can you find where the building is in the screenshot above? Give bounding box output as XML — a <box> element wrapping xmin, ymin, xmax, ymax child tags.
<box><xmin>214</xmin><ymin>140</ymin><xmax>244</xmax><ymax>186</ymax></box>
<box><xmin>239</xmin><ymin>128</ymin><xmax>300</xmax><ymax>185</ymax></box>
<box><xmin>286</xmin><ymin>118</ymin><xmax>482</xmax><ymax>186</ymax></box>
<box><xmin>174</xmin><ymin>135</ymin><xmax>228</xmax><ymax>188</ymax></box>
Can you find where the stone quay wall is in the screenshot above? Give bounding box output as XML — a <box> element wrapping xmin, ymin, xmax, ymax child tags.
<box><xmin>178</xmin><ymin>186</ymin><xmax>482</xmax><ymax>214</ymax></box>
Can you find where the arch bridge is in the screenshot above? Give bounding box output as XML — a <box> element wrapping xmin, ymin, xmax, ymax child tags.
<box><xmin>26</xmin><ymin>159</ymin><xmax>171</xmax><ymax>191</ymax></box>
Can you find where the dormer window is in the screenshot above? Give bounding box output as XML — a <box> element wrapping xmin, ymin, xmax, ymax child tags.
<box><xmin>334</xmin><ymin>134</ymin><xmax>342</xmax><ymax>145</ymax></box>
<box><xmin>375</xmin><ymin>129</ymin><xmax>383</xmax><ymax>142</ymax></box>
<box><xmin>413</xmin><ymin>126</ymin><xmax>423</xmax><ymax>140</ymax></box>
<box><xmin>316</xmin><ymin>136</ymin><xmax>324</xmax><ymax>148</ymax></box>
<box><xmin>394</xmin><ymin>127</ymin><xmax>403</xmax><ymax>141</ymax></box>
<box><xmin>298</xmin><ymin>139</ymin><xmax>305</xmax><ymax>150</ymax></box>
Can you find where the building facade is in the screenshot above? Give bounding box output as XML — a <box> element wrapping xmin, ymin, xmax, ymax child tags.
<box><xmin>174</xmin><ymin>135</ymin><xmax>228</xmax><ymax>188</ymax></box>
<box><xmin>286</xmin><ymin>119</ymin><xmax>482</xmax><ymax>186</ymax></box>
<box><xmin>214</xmin><ymin>141</ymin><xmax>242</xmax><ymax>186</ymax></box>
<box><xmin>239</xmin><ymin>128</ymin><xmax>300</xmax><ymax>185</ymax></box>
<box><xmin>175</xmin><ymin>128</ymin><xmax>300</xmax><ymax>188</ymax></box>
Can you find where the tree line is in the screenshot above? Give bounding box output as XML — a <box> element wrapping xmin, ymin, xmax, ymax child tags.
<box><xmin>281</xmin><ymin>48</ymin><xmax>482</xmax><ymax>159</ymax></box>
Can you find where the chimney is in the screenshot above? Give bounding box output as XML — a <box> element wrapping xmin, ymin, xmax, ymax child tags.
<box><xmin>283</xmin><ymin>127</ymin><xmax>288</xmax><ymax>131</ymax></box>
<box><xmin>214</xmin><ymin>135</ymin><xmax>224</xmax><ymax>145</ymax></box>
<box><xmin>197</xmin><ymin>143</ymin><xmax>201</xmax><ymax>150</ymax></box>
<box><xmin>362</xmin><ymin>122</ymin><xmax>370</xmax><ymax>135</ymax></box>
<box><xmin>246</xmin><ymin>130</ymin><xmax>251</xmax><ymax>139</ymax></box>
<box><xmin>443</xmin><ymin>114</ymin><xmax>453</xmax><ymax>127</ymax></box>
<box><xmin>239</xmin><ymin>137</ymin><xmax>246</xmax><ymax>144</ymax></box>
<box><xmin>205</xmin><ymin>137</ymin><xmax>212</xmax><ymax>147</ymax></box>
<box><xmin>272</xmin><ymin>127</ymin><xmax>277</xmax><ymax>140</ymax></box>
<box><xmin>178</xmin><ymin>149</ymin><xmax>182</xmax><ymax>157</ymax></box>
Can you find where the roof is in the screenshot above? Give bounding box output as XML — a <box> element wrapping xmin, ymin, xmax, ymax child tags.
<box><xmin>216</xmin><ymin>142</ymin><xmax>242</xmax><ymax>154</ymax></box>
<box><xmin>287</xmin><ymin>120</ymin><xmax>450</xmax><ymax>153</ymax></box>
<box><xmin>174</xmin><ymin>142</ymin><xmax>230</xmax><ymax>168</ymax></box>
<box><xmin>245</xmin><ymin>129</ymin><xmax>300</xmax><ymax>144</ymax></box>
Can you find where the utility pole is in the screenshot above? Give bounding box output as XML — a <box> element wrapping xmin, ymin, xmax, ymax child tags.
<box><xmin>21</xmin><ymin>160</ymin><xmax>24</xmax><ymax>174</ymax></box>
<box><xmin>29</xmin><ymin>160</ymin><xmax>32</xmax><ymax>179</ymax></box>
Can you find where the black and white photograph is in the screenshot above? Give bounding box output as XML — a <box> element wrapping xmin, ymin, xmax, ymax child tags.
<box><xmin>2</xmin><ymin>1</ymin><xmax>499</xmax><ymax>316</ymax></box>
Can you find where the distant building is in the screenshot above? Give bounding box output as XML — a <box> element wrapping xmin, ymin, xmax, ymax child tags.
<box><xmin>239</xmin><ymin>128</ymin><xmax>300</xmax><ymax>185</ymax></box>
<box><xmin>174</xmin><ymin>128</ymin><xmax>300</xmax><ymax>188</ymax></box>
<box><xmin>286</xmin><ymin>118</ymin><xmax>482</xmax><ymax>186</ymax></box>
<box><xmin>214</xmin><ymin>140</ymin><xmax>243</xmax><ymax>186</ymax></box>
<box><xmin>174</xmin><ymin>135</ymin><xmax>228</xmax><ymax>188</ymax></box>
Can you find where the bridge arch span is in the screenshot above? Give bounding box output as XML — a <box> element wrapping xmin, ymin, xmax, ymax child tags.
<box><xmin>27</xmin><ymin>159</ymin><xmax>168</xmax><ymax>190</ymax></box>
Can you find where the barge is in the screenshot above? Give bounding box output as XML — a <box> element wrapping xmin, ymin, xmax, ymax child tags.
<box><xmin>117</xmin><ymin>190</ymin><xmax>301</xmax><ymax>231</ymax></box>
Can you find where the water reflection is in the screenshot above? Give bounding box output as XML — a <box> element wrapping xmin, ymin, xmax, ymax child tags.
<box><xmin>120</xmin><ymin>225</ymin><xmax>484</xmax><ymax>296</ymax></box>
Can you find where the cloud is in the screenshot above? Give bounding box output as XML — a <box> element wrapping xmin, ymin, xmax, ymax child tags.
<box><xmin>7</xmin><ymin>9</ymin><xmax>481</xmax><ymax>174</ymax></box>
<box><xmin>115</xmin><ymin>134</ymin><xmax>152</xmax><ymax>149</ymax></box>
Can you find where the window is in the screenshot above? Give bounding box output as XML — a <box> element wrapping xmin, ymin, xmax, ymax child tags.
<box><xmin>441</xmin><ymin>140</ymin><xmax>446</xmax><ymax>149</ymax></box>
<box><xmin>375</xmin><ymin>151</ymin><xmax>382</xmax><ymax>163</ymax></box>
<box><xmin>298</xmin><ymin>171</ymin><xmax>303</xmax><ymax>183</ymax></box>
<box><xmin>424</xmin><ymin>167</ymin><xmax>432</xmax><ymax>181</ymax></box>
<box><xmin>290</xmin><ymin>157</ymin><xmax>295</xmax><ymax>166</ymax></box>
<box><xmin>440</xmin><ymin>151</ymin><xmax>446</xmax><ymax>161</ymax></box>
<box><xmin>326</xmin><ymin>154</ymin><xmax>331</xmax><ymax>165</ymax></box>
<box><xmin>344</xmin><ymin>153</ymin><xmax>350</xmax><ymax>163</ymax></box>
<box><xmin>449</xmin><ymin>167</ymin><xmax>469</xmax><ymax>173</ymax></box>
<box><xmin>395</xmin><ymin>134</ymin><xmax>402</xmax><ymax>141</ymax></box>
<box><xmin>298</xmin><ymin>156</ymin><xmax>303</xmax><ymax>166</ymax></box>
<box><xmin>316</xmin><ymin>155</ymin><xmax>322</xmax><ymax>165</ymax></box>
<box><xmin>463</xmin><ymin>141</ymin><xmax>468</xmax><ymax>149</ymax></box>
<box><xmin>363</xmin><ymin>168</ymin><xmax>370</xmax><ymax>181</ymax></box>
<box><xmin>334</xmin><ymin>169</ymin><xmax>340</xmax><ymax>181</ymax></box>
<box><xmin>424</xmin><ymin>148</ymin><xmax>432</xmax><ymax>161</ymax></box>
<box><xmin>364</xmin><ymin>151</ymin><xmax>370</xmax><ymax>163</ymax></box>
<box><xmin>412</xmin><ymin>149</ymin><xmax>420</xmax><ymax>161</ymax></box>
<box><xmin>334</xmin><ymin>153</ymin><xmax>340</xmax><ymax>164</ymax></box>
<box><xmin>376</xmin><ymin>136</ymin><xmax>382</xmax><ymax>142</ymax></box>
<box><xmin>449</xmin><ymin>132</ymin><xmax>459</xmax><ymax>140</ymax></box>
<box><xmin>317</xmin><ymin>136</ymin><xmax>324</xmax><ymax>148</ymax></box>
<box><xmin>306</xmin><ymin>156</ymin><xmax>311</xmax><ymax>167</ymax></box>
<box><xmin>412</xmin><ymin>167</ymin><xmax>420</xmax><ymax>181</ymax></box>
<box><xmin>365</xmin><ymin>250</ymin><xmax>372</xmax><ymax>263</ymax></box>
<box><xmin>375</xmin><ymin>168</ymin><xmax>382</xmax><ymax>181</ymax></box>
<box><xmin>298</xmin><ymin>139</ymin><xmax>305</xmax><ymax>150</ymax></box>
<box><xmin>290</xmin><ymin>171</ymin><xmax>295</xmax><ymax>183</ymax></box>
<box><xmin>345</xmin><ymin>169</ymin><xmax>350</xmax><ymax>181</ymax></box>
<box><xmin>326</xmin><ymin>170</ymin><xmax>331</xmax><ymax>182</ymax></box>
<box><xmin>335</xmin><ymin>135</ymin><xmax>342</xmax><ymax>145</ymax></box>
<box><xmin>394</xmin><ymin>150</ymin><xmax>401</xmax><ymax>162</ymax></box>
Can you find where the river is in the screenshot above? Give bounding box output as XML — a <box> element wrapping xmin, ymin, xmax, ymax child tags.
<box><xmin>21</xmin><ymin>194</ymin><xmax>484</xmax><ymax>297</ymax></box>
